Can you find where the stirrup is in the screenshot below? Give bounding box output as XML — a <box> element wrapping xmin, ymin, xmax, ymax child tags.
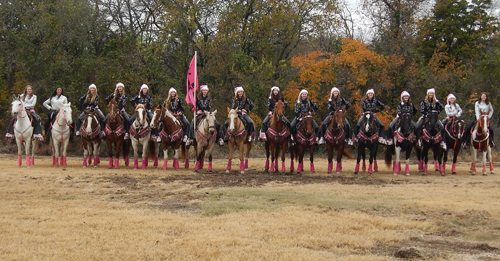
<box><xmin>318</xmin><ymin>137</ymin><xmax>325</xmax><ymax>145</ymax></box>
<box><xmin>218</xmin><ymin>138</ymin><xmax>225</xmax><ymax>146</ymax></box>
<box><xmin>75</xmin><ymin>131</ymin><xmax>80</xmax><ymax>136</ymax></box>
<box><xmin>124</xmin><ymin>133</ymin><xmax>130</xmax><ymax>140</ymax></box>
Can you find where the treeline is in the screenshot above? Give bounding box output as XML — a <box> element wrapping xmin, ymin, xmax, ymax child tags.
<box><xmin>1</xmin><ymin>0</ymin><xmax>499</xmax><ymax>130</ymax></box>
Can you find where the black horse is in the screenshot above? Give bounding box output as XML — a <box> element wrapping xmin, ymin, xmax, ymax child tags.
<box><xmin>420</xmin><ymin>110</ymin><xmax>444</xmax><ymax>175</ymax></box>
<box><xmin>385</xmin><ymin>113</ymin><xmax>417</xmax><ymax>175</ymax></box>
<box><xmin>355</xmin><ymin>112</ymin><xmax>379</xmax><ymax>175</ymax></box>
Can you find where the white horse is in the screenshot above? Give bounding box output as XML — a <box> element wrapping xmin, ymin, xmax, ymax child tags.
<box><xmin>470</xmin><ymin>114</ymin><xmax>494</xmax><ymax>175</ymax></box>
<box><xmin>11</xmin><ymin>95</ymin><xmax>38</xmax><ymax>167</ymax></box>
<box><xmin>194</xmin><ymin>110</ymin><xmax>218</xmax><ymax>172</ymax></box>
<box><xmin>50</xmin><ymin>103</ymin><xmax>72</xmax><ymax>167</ymax></box>
<box><xmin>130</xmin><ymin>104</ymin><xmax>153</xmax><ymax>169</ymax></box>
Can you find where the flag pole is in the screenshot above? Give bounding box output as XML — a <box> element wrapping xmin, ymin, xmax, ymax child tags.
<box><xmin>193</xmin><ymin>51</ymin><xmax>197</xmax><ymax>135</ymax></box>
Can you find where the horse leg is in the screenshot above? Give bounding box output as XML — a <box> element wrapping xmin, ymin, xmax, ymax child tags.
<box><xmin>207</xmin><ymin>142</ymin><xmax>215</xmax><ymax>172</ymax></box>
<box><xmin>488</xmin><ymin>146</ymin><xmax>494</xmax><ymax>174</ymax></box>
<box><xmin>93</xmin><ymin>141</ymin><xmax>99</xmax><ymax>168</ymax></box>
<box><xmin>226</xmin><ymin>141</ymin><xmax>233</xmax><ymax>173</ymax></box>
<box><xmin>281</xmin><ymin>141</ymin><xmax>286</xmax><ymax>173</ymax></box>
<box><xmin>25</xmin><ymin>138</ymin><xmax>31</xmax><ymax>167</ymax></box>
<box><xmin>141</xmin><ymin>139</ymin><xmax>148</xmax><ymax>169</ymax></box>
<box><xmin>163</xmin><ymin>145</ymin><xmax>169</xmax><ymax>170</ymax></box>
<box><xmin>107</xmin><ymin>140</ymin><xmax>113</xmax><ymax>168</ymax></box>
<box><xmin>16</xmin><ymin>136</ymin><xmax>22</xmax><ymax>167</ymax></box>
<box><xmin>297</xmin><ymin>146</ymin><xmax>304</xmax><ymax>174</ymax></box>
<box><xmin>368</xmin><ymin>146</ymin><xmax>375</xmax><ymax>175</ymax></box>
<box><xmin>132</xmin><ymin>140</ymin><xmax>139</xmax><ymax>169</ymax></box>
<box><xmin>394</xmin><ymin>146</ymin><xmax>401</xmax><ymax>175</ymax></box>
<box><xmin>265</xmin><ymin>141</ymin><xmax>270</xmax><ymax>172</ymax></box>
<box><xmin>239</xmin><ymin>142</ymin><xmax>245</xmax><ymax>174</ymax></box>
<box><xmin>423</xmin><ymin>146</ymin><xmax>429</xmax><ymax>175</ymax></box>
<box><xmin>443</xmin><ymin>148</ymin><xmax>448</xmax><ymax>173</ymax></box>
<box><xmin>114</xmin><ymin>140</ymin><xmax>122</xmax><ymax>168</ymax></box>
<box><xmin>173</xmin><ymin>148</ymin><xmax>180</xmax><ymax>170</ymax></box>
<box><xmin>289</xmin><ymin>144</ymin><xmax>295</xmax><ymax>173</ymax></box>
<box><xmin>362</xmin><ymin>149</ymin><xmax>366</xmax><ymax>172</ymax></box>
<box><xmin>245</xmin><ymin>142</ymin><xmax>251</xmax><ymax>171</ymax></box>
<box><xmin>354</xmin><ymin>144</ymin><xmax>362</xmax><ymax>174</ymax></box>
<box><xmin>470</xmin><ymin>145</ymin><xmax>476</xmax><ymax>175</ymax></box>
<box><xmin>53</xmin><ymin>137</ymin><xmax>60</xmax><ymax>167</ymax></box>
<box><xmin>269</xmin><ymin>142</ymin><xmax>275</xmax><ymax>173</ymax></box>
<box><xmin>482</xmin><ymin>151</ymin><xmax>487</xmax><ymax>176</ymax></box>
<box><xmin>309</xmin><ymin>145</ymin><xmax>315</xmax><ymax>173</ymax></box>
<box><xmin>405</xmin><ymin>148</ymin><xmax>411</xmax><ymax>176</ymax></box>
<box><xmin>326</xmin><ymin>143</ymin><xmax>333</xmax><ymax>174</ymax></box>
<box><xmin>373</xmin><ymin>145</ymin><xmax>379</xmax><ymax>172</ymax></box>
<box><xmin>195</xmin><ymin>144</ymin><xmax>202</xmax><ymax>171</ymax></box>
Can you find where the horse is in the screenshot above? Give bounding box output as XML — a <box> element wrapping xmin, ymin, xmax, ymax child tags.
<box><xmin>151</xmin><ymin>105</ymin><xmax>185</xmax><ymax>170</ymax></box>
<box><xmin>420</xmin><ymin>110</ymin><xmax>444</xmax><ymax>175</ymax></box>
<box><xmin>104</xmin><ymin>98</ymin><xmax>131</xmax><ymax>168</ymax></box>
<box><xmin>193</xmin><ymin>110</ymin><xmax>218</xmax><ymax>172</ymax></box>
<box><xmin>385</xmin><ymin>113</ymin><xmax>416</xmax><ymax>175</ymax></box>
<box><xmin>355</xmin><ymin>111</ymin><xmax>379</xmax><ymax>175</ymax></box>
<box><xmin>10</xmin><ymin>95</ymin><xmax>38</xmax><ymax>167</ymax></box>
<box><xmin>442</xmin><ymin>116</ymin><xmax>465</xmax><ymax>174</ymax></box>
<box><xmin>130</xmin><ymin>104</ymin><xmax>156</xmax><ymax>169</ymax></box>
<box><xmin>325</xmin><ymin>108</ymin><xmax>353</xmax><ymax>174</ymax></box>
<box><xmin>470</xmin><ymin>114</ymin><xmax>494</xmax><ymax>175</ymax></box>
<box><xmin>290</xmin><ymin>113</ymin><xmax>316</xmax><ymax>174</ymax></box>
<box><xmin>80</xmin><ymin>110</ymin><xmax>102</xmax><ymax>168</ymax></box>
<box><xmin>50</xmin><ymin>103</ymin><xmax>73</xmax><ymax>167</ymax></box>
<box><xmin>264</xmin><ymin>100</ymin><xmax>289</xmax><ymax>173</ymax></box>
<box><xmin>225</xmin><ymin>108</ymin><xmax>253</xmax><ymax>174</ymax></box>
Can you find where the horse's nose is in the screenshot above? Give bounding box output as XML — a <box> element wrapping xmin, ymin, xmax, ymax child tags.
<box><xmin>209</xmin><ymin>129</ymin><xmax>214</xmax><ymax>134</ymax></box>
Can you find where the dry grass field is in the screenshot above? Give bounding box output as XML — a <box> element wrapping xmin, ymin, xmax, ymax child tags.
<box><xmin>1</xmin><ymin>153</ymin><xmax>500</xmax><ymax>260</ymax></box>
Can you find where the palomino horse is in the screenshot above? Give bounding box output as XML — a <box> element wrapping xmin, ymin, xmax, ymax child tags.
<box><xmin>325</xmin><ymin>108</ymin><xmax>352</xmax><ymax>174</ymax></box>
<box><xmin>443</xmin><ymin>116</ymin><xmax>465</xmax><ymax>174</ymax></box>
<box><xmin>385</xmin><ymin>113</ymin><xmax>416</xmax><ymax>175</ymax></box>
<box><xmin>50</xmin><ymin>103</ymin><xmax>72</xmax><ymax>167</ymax></box>
<box><xmin>264</xmin><ymin>100</ymin><xmax>289</xmax><ymax>173</ymax></box>
<box><xmin>420</xmin><ymin>111</ymin><xmax>444</xmax><ymax>175</ymax></box>
<box><xmin>470</xmin><ymin>114</ymin><xmax>494</xmax><ymax>175</ymax></box>
<box><xmin>10</xmin><ymin>95</ymin><xmax>38</xmax><ymax>167</ymax></box>
<box><xmin>225</xmin><ymin>108</ymin><xmax>253</xmax><ymax>174</ymax></box>
<box><xmin>130</xmin><ymin>104</ymin><xmax>156</xmax><ymax>169</ymax></box>
<box><xmin>104</xmin><ymin>99</ymin><xmax>130</xmax><ymax>168</ymax></box>
<box><xmin>193</xmin><ymin>110</ymin><xmax>218</xmax><ymax>172</ymax></box>
<box><xmin>290</xmin><ymin>113</ymin><xmax>316</xmax><ymax>174</ymax></box>
<box><xmin>151</xmin><ymin>105</ymin><xmax>185</xmax><ymax>170</ymax></box>
<box><xmin>355</xmin><ymin>111</ymin><xmax>379</xmax><ymax>175</ymax></box>
<box><xmin>80</xmin><ymin>110</ymin><xmax>102</xmax><ymax>168</ymax></box>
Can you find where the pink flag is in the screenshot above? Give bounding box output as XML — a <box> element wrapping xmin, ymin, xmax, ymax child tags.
<box><xmin>186</xmin><ymin>54</ymin><xmax>198</xmax><ymax>111</ymax></box>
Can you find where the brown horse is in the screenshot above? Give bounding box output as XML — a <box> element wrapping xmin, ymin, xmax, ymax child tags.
<box><xmin>104</xmin><ymin>99</ymin><xmax>130</xmax><ymax>168</ymax></box>
<box><xmin>151</xmin><ymin>105</ymin><xmax>186</xmax><ymax>170</ymax></box>
<box><xmin>225</xmin><ymin>108</ymin><xmax>252</xmax><ymax>174</ymax></box>
<box><xmin>80</xmin><ymin>110</ymin><xmax>101</xmax><ymax>168</ymax></box>
<box><xmin>443</xmin><ymin>116</ymin><xmax>464</xmax><ymax>174</ymax></box>
<box><xmin>325</xmin><ymin>109</ymin><xmax>353</xmax><ymax>174</ymax></box>
<box><xmin>290</xmin><ymin>113</ymin><xmax>316</xmax><ymax>174</ymax></box>
<box><xmin>470</xmin><ymin>114</ymin><xmax>493</xmax><ymax>175</ymax></box>
<box><xmin>264</xmin><ymin>100</ymin><xmax>290</xmax><ymax>173</ymax></box>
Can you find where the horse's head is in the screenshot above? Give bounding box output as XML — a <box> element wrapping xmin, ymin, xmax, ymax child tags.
<box><xmin>83</xmin><ymin>111</ymin><xmax>99</xmax><ymax>136</ymax></box>
<box><xmin>425</xmin><ymin>110</ymin><xmax>439</xmax><ymax>132</ymax></box>
<box><xmin>274</xmin><ymin>100</ymin><xmax>285</xmax><ymax>119</ymax></box>
<box><xmin>399</xmin><ymin>113</ymin><xmax>413</xmax><ymax>136</ymax></box>
<box><xmin>333</xmin><ymin>109</ymin><xmax>345</xmax><ymax>130</ymax></box>
<box><xmin>227</xmin><ymin>108</ymin><xmax>239</xmax><ymax>134</ymax></box>
<box><xmin>150</xmin><ymin>105</ymin><xmax>164</xmax><ymax>129</ymax></box>
<box><xmin>299</xmin><ymin>114</ymin><xmax>315</xmax><ymax>137</ymax></box>
<box><xmin>135</xmin><ymin>104</ymin><xmax>147</xmax><ymax>127</ymax></box>
<box><xmin>477</xmin><ymin>114</ymin><xmax>489</xmax><ymax>135</ymax></box>
<box><xmin>448</xmin><ymin>117</ymin><xmax>465</xmax><ymax>139</ymax></box>
<box><xmin>59</xmin><ymin>103</ymin><xmax>73</xmax><ymax>125</ymax></box>
<box><xmin>362</xmin><ymin>111</ymin><xmax>377</xmax><ymax>134</ymax></box>
<box><xmin>107</xmin><ymin>99</ymin><xmax>119</xmax><ymax>123</ymax></box>
<box><xmin>11</xmin><ymin>95</ymin><xmax>23</xmax><ymax>118</ymax></box>
<box><xmin>204</xmin><ymin>109</ymin><xmax>217</xmax><ymax>134</ymax></box>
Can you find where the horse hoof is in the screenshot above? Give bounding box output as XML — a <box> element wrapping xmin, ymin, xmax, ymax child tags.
<box><xmin>240</xmin><ymin>171</ymin><xmax>245</xmax><ymax>174</ymax></box>
<box><xmin>354</xmin><ymin>172</ymin><xmax>358</xmax><ymax>175</ymax></box>
<box><xmin>336</xmin><ymin>172</ymin><xmax>340</xmax><ymax>174</ymax></box>
<box><xmin>435</xmin><ymin>169</ymin><xmax>439</xmax><ymax>172</ymax></box>
<box><xmin>226</xmin><ymin>170</ymin><xmax>230</xmax><ymax>173</ymax></box>
<box><xmin>393</xmin><ymin>173</ymin><xmax>398</xmax><ymax>175</ymax></box>
<box><xmin>491</xmin><ymin>171</ymin><xmax>494</xmax><ymax>174</ymax></box>
<box><xmin>452</xmin><ymin>172</ymin><xmax>456</xmax><ymax>175</ymax></box>
<box><xmin>374</xmin><ymin>170</ymin><xmax>378</xmax><ymax>172</ymax></box>
<box><xmin>83</xmin><ymin>166</ymin><xmax>86</xmax><ymax>169</ymax></box>
<box><xmin>471</xmin><ymin>172</ymin><xmax>476</xmax><ymax>175</ymax></box>
<box><xmin>483</xmin><ymin>173</ymin><xmax>487</xmax><ymax>176</ymax></box>
<box><xmin>406</xmin><ymin>173</ymin><xmax>410</xmax><ymax>176</ymax></box>
<box><xmin>441</xmin><ymin>174</ymin><xmax>445</xmax><ymax>176</ymax></box>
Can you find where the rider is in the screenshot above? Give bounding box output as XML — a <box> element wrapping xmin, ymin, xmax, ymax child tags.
<box><xmin>258</xmin><ymin>86</ymin><xmax>291</xmax><ymax>142</ymax></box>
<box><xmin>290</xmin><ymin>89</ymin><xmax>319</xmax><ymax>143</ymax></box>
<box><xmin>185</xmin><ymin>85</ymin><xmax>221</xmax><ymax>146</ymax></box>
<box><xmin>5</xmin><ymin>85</ymin><xmax>44</xmax><ymax>142</ymax></box>
<box><xmin>463</xmin><ymin>92</ymin><xmax>495</xmax><ymax>147</ymax></box>
<box><xmin>105</xmin><ymin>82</ymin><xmax>131</xmax><ymax>139</ymax></box>
<box><xmin>220</xmin><ymin>86</ymin><xmax>256</xmax><ymax>144</ymax></box>
<box><xmin>318</xmin><ymin>87</ymin><xmax>353</xmax><ymax>145</ymax></box>
<box><xmin>75</xmin><ymin>84</ymin><xmax>106</xmax><ymax>137</ymax></box>
<box><xmin>442</xmin><ymin>94</ymin><xmax>462</xmax><ymax>126</ymax></box>
<box><xmin>354</xmin><ymin>89</ymin><xmax>386</xmax><ymax>144</ymax></box>
<box><xmin>163</xmin><ymin>87</ymin><xmax>190</xmax><ymax>142</ymax></box>
<box><xmin>386</xmin><ymin>91</ymin><xmax>418</xmax><ymax>145</ymax></box>
<box><xmin>416</xmin><ymin>88</ymin><xmax>446</xmax><ymax>149</ymax></box>
<box><xmin>42</xmin><ymin>86</ymin><xmax>68</xmax><ymax>143</ymax></box>
<box><xmin>129</xmin><ymin>84</ymin><xmax>156</xmax><ymax>141</ymax></box>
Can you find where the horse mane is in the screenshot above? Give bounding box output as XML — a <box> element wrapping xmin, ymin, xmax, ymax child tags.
<box><xmin>164</xmin><ymin>107</ymin><xmax>180</xmax><ymax>125</ymax></box>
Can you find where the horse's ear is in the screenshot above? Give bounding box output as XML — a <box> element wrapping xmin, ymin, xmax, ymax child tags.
<box><xmin>67</xmin><ymin>102</ymin><xmax>71</xmax><ymax>107</ymax></box>
<box><xmin>227</xmin><ymin>107</ymin><xmax>230</xmax><ymax>113</ymax></box>
<box><xmin>12</xmin><ymin>94</ymin><xmax>18</xmax><ymax>101</ymax></box>
<box><xmin>213</xmin><ymin>109</ymin><xmax>217</xmax><ymax>115</ymax></box>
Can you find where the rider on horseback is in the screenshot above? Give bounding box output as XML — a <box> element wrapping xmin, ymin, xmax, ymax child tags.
<box><xmin>42</xmin><ymin>86</ymin><xmax>68</xmax><ymax>144</ymax></box>
<box><xmin>354</xmin><ymin>89</ymin><xmax>386</xmax><ymax>144</ymax></box>
<box><xmin>75</xmin><ymin>84</ymin><xmax>106</xmax><ymax>137</ymax></box>
<box><xmin>290</xmin><ymin>89</ymin><xmax>319</xmax><ymax>143</ymax></box>
<box><xmin>442</xmin><ymin>93</ymin><xmax>462</xmax><ymax>127</ymax></box>
<box><xmin>185</xmin><ymin>85</ymin><xmax>220</xmax><ymax>146</ymax></box>
<box><xmin>386</xmin><ymin>91</ymin><xmax>418</xmax><ymax>145</ymax></box>
<box><xmin>5</xmin><ymin>85</ymin><xmax>44</xmax><ymax>142</ymax></box>
<box><xmin>105</xmin><ymin>82</ymin><xmax>131</xmax><ymax>139</ymax></box>
<box><xmin>258</xmin><ymin>86</ymin><xmax>291</xmax><ymax>142</ymax></box>
<box><xmin>220</xmin><ymin>87</ymin><xmax>256</xmax><ymax>144</ymax></box>
<box><xmin>416</xmin><ymin>88</ymin><xmax>446</xmax><ymax>149</ymax></box>
<box><xmin>463</xmin><ymin>92</ymin><xmax>495</xmax><ymax>147</ymax></box>
<box><xmin>163</xmin><ymin>87</ymin><xmax>190</xmax><ymax>143</ymax></box>
<box><xmin>318</xmin><ymin>87</ymin><xmax>353</xmax><ymax>145</ymax></box>
<box><xmin>129</xmin><ymin>84</ymin><xmax>157</xmax><ymax>141</ymax></box>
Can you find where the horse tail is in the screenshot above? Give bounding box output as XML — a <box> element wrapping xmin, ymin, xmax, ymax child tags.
<box><xmin>122</xmin><ymin>139</ymin><xmax>131</xmax><ymax>159</ymax></box>
<box><xmin>342</xmin><ymin>147</ymin><xmax>354</xmax><ymax>159</ymax></box>
<box><xmin>148</xmin><ymin>141</ymin><xmax>156</xmax><ymax>159</ymax></box>
<box><xmin>181</xmin><ymin>143</ymin><xmax>186</xmax><ymax>160</ymax></box>
<box><xmin>384</xmin><ymin>144</ymin><xmax>394</xmax><ymax>167</ymax></box>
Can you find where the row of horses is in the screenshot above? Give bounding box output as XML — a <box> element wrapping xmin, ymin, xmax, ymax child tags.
<box><xmin>9</xmin><ymin>96</ymin><xmax>494</xmax><ymax>176</ymax></box>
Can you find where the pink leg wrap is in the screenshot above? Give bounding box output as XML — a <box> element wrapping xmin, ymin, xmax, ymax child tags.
<box><xmin>163</xmin><ymin>160</ymin><xmax>168</xmax><ymax>170</ymax></box>
<box><xmin>26</xmin><ymin>156</ymin><xmax>30</xmax><ymax>167</ymax></box>
<box><xmin>94</xmin><ymin>156</ymin><xmax>99</xmax><ymax>167</ymax></box>
<box><xmin>194</xmin><ymin>161</ymin><xmax>200</xmax><ymax>171</ymax></box>
<box><xmin>434</xmin><ymin>160</ymin><xmax>438</xmax><ymax>170</ymax></box>
<box><xmin>114</xmin><ymin>158</ymin><xmax>119</xmax><ymax>168</ymax></box>
<box><xmin>88</xmin><ymin>156</ymin><xmax>92</xmax><ymax>165</ymax></box>
<box><xmin>470</xmin><ymin>163</ymin><xmax>476</xmax><ymax>172</ymax></box>
<box><xmin>63</xmin><ymin>156</ymin><xmax>67</xmax><ymax>167</ymax></box>
<box><xmin>368</xmin><ymin>164</ymin><xmax>373</xmax><ymax>174</ymax></box>
<box><xmin>53</xmin><ymin>156</ymin><xmax>56</xmax><ymax>166</ymax></box>
<box><xmin>374</xmin><ymin>160</ymin><xmax>378</xmax><ymax>171</ymax></box>
<box><xmin>145</xmin><ymin>157</ymin><xmax>148</xmax><ymax>167</ymax></box>
<box><xmin>336</xmin><ymin>162</ymin><xmax>341</xmax><ymax>173</ymax></box>
<box><xmin>174</xmin><ymin>159</ymin><xmax>179</xmax><ymax>170</ymax></box>
<box><xmin>424</xmin><ymin>164</ymin><xmax>428</xmax><ymax>174</ymax></box>
<box><xmin>239</xmin><ymin>161</ymin><xmax>245</xmax><ymax>172</ymax></box>
<box><xmin>270</xmin><ymin>161</ymin><xmax>275</xmax><ymax>172</ymax></box>
<box><xmin>274</xmin><ymin>159</ymin><xmax>278</xmax><ymax>171</ymax></box>
<box><xmin>297</xmin><ymin>162</ymin><xmax>303</xmax><ymax>173</ymax></box>
<box><xmin>109</xmin><ymin>158</ymin><xmax>113</xmax><ymax>168</ymax></box>
<box><xmin>340</xmin><ymin>161</ymin><xmax>343</xmax><ymax>172</ymax></box>
<box><xmin>405</xmin><ymin>163</ymin><xmax>410</xmax><ymax>175</ymax></box>
<box><xmin>185</xmin><ymin>158</ymin><xmax>190</xmax><ymax>169</ymax></box>
<box><xmin>83</xmin><ymin>157</ymin><xmax>88</xmax><ymax>167</ymax></box>
<box><xmin>452</xmin><ymin>163</ymin><xmax>456</xmax><ymax>173</ymax></box>
<box><xmin>54</xmin><ymin>156</ymin><xmax>59</xmax><ymax>167</ymax></box>
<box><xmin>290</xmin><ymin>160</ymin><xmax>294</xmax><ymax>171</ymax></box>
<box><xmin>134</xmin><ymin>159</ymin><xmax>139</xmax><ymax>169</ymax></box>
<box><xmin>327</xmin><ymin>162</ymin><xmax>333</xmax><ymax>173</ymax></box>
<box><xmin>443</xmin><ymin>162</ymin><xmax>446</xmax><ymax>172</ymax></box>
<box><xmin>483</xmin><ymin>164</ymin><xmax>487</xmax><ymax>173</ymax></box>
<box><xmin>141</xmin><ymin>159</ymin><xmax>147</xmax><ymax>169</ymax></box>
<box><xmin>440</xmin><ymin>164</ymin><xmax>445</xmax><ymax>174</ymax></box>
<box><xmin>362</xmin><ymin>161</ymin><xmax>366</xmax><ymax>171</ymax></box>
<box><xmin>31</xmin><ymin>156</ymin><xmax>35</xmax><ymax>166</ymax></box>
<box><xmin>418</xmin><ymin>160</ymin><xmax>423</xmax><ymax>171</ymax></box>
<box><xmin>125</xmin><ymin>156</ymin><xmax>130</xmax><ymax>166</ymax></box>
<box><xmin>265</xmin><ymin>159</ymin><xmax>270</xmax><ymax>171</ymax></box>
<box><xmin>393</xmin><ymin>162</ymin><xmax>398</xmax><ymax>174</ymax></box>
<box><xmin>200</xmin><ymin>158</ymin><xmax>204</xmax><ymax>169</ymax></box>
<box><xmin>281</xmin><ymin>161</ymin><xmax>285</xmax><ymax>173</ymax></box>
<box><xmin>96</xmin><ymin>155</ymin><xmax>100</xmax><ymax>165</ymax></box>
<box><xmin>490</xmin><ymin>162</ymin><xmax>494</xmax><ymax>171</ymax></box>
<box><xmin>245</xmin><ymin>159</ymin><xmax>249</xmax><ymax>170</ymax></box>
<box><xmin>227</xmin><ymin>161</ymin><xmax>232</xmax><ymax>171</ymax></box>
<box><xmin>355</xmin><ymin>163</ymin><xmax>360</xmax><ymax>173</ymax></box>
<box><xmin>310</xmin><ymin>162</ymin><xmax>315</xmax><ymax>173</ymax></box>
<box><xmin>154</xmin><ymin>157</ymin><xmax>158</xmax><ymax>167</ymax></box>
<box><xmin>208</xmin><ymin>161</ymin><xmax>213</xmax><ymax>172</ymax></box>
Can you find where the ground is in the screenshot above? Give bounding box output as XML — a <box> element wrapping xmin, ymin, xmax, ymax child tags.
<box><xmin>0</xmin><ymin>153</ymin><xmax>499</xmax><ymax>260</ymax></box>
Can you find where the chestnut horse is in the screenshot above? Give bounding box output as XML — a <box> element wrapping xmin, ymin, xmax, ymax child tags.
<box><xmin>264</xmin><ymin>100</ymin><xmax>290</xmax><ymax>173</ymax></box>
<box><xmin>290</xmin><ymin>113</ymin><xmax>316</xmax><ymax>174</ymax></box>
<box><xmin>325</xmin><ymin>108</ymin><xmax>352</xmax><ymax>174</ymax></box>
<box><xmin>443</xmin><ymin>116</ymin><xmax>465</xmax><ymax>174</ymax></box>
<box><xmin>130</xmin><ymin>104</ymin><xmax>156</xmax><ymax>169</ymax></box>
<box><xmin>470</xmin><ymin>114</ymin><xmax>494</xmax><ymax>175</ymax></box>
<box><xmin>225</xmin><ymin>108</ymin><xmax>252</xmax><ymax>174</ymax></box>
<box><xmin>151</xmin><ymin>105</ymin><xmax>185</xmax><ymax>170</ymax></box>
<box><xmin>193</xmin><ymin>110</ymin><xmax>218</xmax><ymax>172</ymax></box>
<box><xmin>104</xmin><ymin>99</ymin><xmax>130</xmax><ymax>168</ymax></box>
<box><xmin>355</xmin><ymin>111</ymin><xmax>379</xmax><ymax>175</ymax></box>
<box><xmin>80</xmin><ymin>110</ymin><xmax>101</xmax><ymax>168</ymax></box>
